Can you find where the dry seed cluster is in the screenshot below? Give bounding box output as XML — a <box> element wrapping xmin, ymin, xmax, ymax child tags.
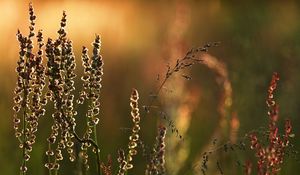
<box><xmin>44</xmin><ymin>11</ymin><xmax>78</xmax><ymax>171</ymax></box>
<box><xmin>116</xmin><ymin>89</ymin><xmax>142</xmax><ymax>175</ymax></box>
<box><xmin>13</xmin><ymin>4</ymin><xmax>46</xmax><ymax>173</ymax></box>
<box><xmin>78</xmin><ymin>35</ymin><xmax>103</xmax><ymax>136</ymax></box>
<box><xmin>14</xmin><ymin>4</ymin><xmax>147</xmax><ymax>175</ymax></box>
<box><xmin>117</xmin><ymin>149</ymin><xmax>127</xmax><ymax>175</ymax></box>
<box><xmin>127</xmin><ymin>89</ymin><xmax>141</xmax><ymax>169</ymax></box>
<box><xmin>14</xmin><ymin>4</ymin><xmax>104</xmax><ymax>174</ymax></box>
<box><xmin>13</xmin><ymin>3</ymin><xmax>296</xmax><ymax>175</ymax></box>
<box><xmin>248</xmin><ymin>73</ymin><xmax>293</xmax><ymax>175</ymax></box>
<box><xmin>145</xmin><ymin>126</ymin><xmax>167</xmax><ymax>175</ymax></box>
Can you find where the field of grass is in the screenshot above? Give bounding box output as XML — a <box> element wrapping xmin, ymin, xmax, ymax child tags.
<box><xmin>1</xmin><ymin>1</ymin><xmax>300</xmax><ymax>175</ymax></box>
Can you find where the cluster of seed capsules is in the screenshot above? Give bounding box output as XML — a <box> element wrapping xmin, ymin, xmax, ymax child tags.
<box><xmin>13</xmin><ymin>3</ymin><xmax>104</xmax><ymax>173</ymax></box>
<box><xmin>13</xmin><ymin>3</ymin><xmax>46</xmax><ymax>173</ymax></box>
<box><xmin>249</xmin><ymin>73</ymin><xmax>292</xmax><ymax>175</ymax></box>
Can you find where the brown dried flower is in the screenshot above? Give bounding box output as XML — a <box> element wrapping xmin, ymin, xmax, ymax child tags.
<box><xmin>146</xmin><ymin>125</ymin><xmax>167</xmax><ymax>175</ymax></box>
<box><xmin>14</xmin><ymin>3</ymin><xmax>46</xmax><ymax>174</ymax></box>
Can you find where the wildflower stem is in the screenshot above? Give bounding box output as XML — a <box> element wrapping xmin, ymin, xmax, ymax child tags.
<box><xmin>47</xmin><ymin>143</ymin><xmax>52</xmax><ymax>175</ymax></box>
<box><xmin>21</xmin><ymin>53</ymin><xmax>29</xmax><ymax>175</ymax></box>
<box><xmin>93</xmin><ymin>126</ymin><xmax>101</xmax><ymax>175</ymax></box>
<box><xmin>54</xmin><ymin>159</ymin><xmax>58</xmax><ymax>175</ymax></box>
<box><xmin>87</xmin><ymin>86</ymin><xmax>101</xmax><ymax>175</ymax></box>
<box><xmin>154</xmin><ymin>44</ymin><xmax>218</xmax><ymax>104</ymax></box>
<box><xmin>22</xmin><ymin>104</ymin><xmax>27</xmax><ymax>175</ymax></box>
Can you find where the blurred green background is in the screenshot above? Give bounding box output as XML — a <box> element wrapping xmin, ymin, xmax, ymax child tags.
<box><xmin>0</xmin><ymin>0</ymin><xmax>299</xmax><ymax>174</ymax></box>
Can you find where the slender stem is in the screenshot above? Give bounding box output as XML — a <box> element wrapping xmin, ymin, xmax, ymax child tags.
<box><xmin>147</xmin><ymin>69</ymin><xmax>169</xmax><ymax>109</ymax></box>
<box><xmin>49</xmin><ymin>54</ymin><xmax>103</xmax><ymax>175</ymax></box>
<box><xmin>22</xmin><ymin>103</ymin><xmax>27</xmax><ymax>175</ymax></box>
<box><xmin>87</xmin><ymin>87</ymin><xmax>101</xmax><ymax>175</ymax></box>
<box><xmin>82</xmin><ymin>159</ymin><xmax>87</xmax><ymax>175</ymax></box>
<box><xmin>93</xmin><ymin>126</ymin><xmax>101</xmax><ymax>175</ymax></box>
<box><xmin>57</xmin><ymin>108</ymin><xmax>102</xmax><ymax>174</ymax></box>
<box><xmin>61</xmin><ymin>107</ymin><xmax>101</xmax><ymax>174</ymax></box>
<box><xmin>146</xmin><ymin>44</ymin><xmax>218</xmax><ymax>113</ymax></box>
<box><xmin>90</xmin><ymin>90</ymin><xmax>101</xmax><ymax>175</ymax></box>
<box><xmin>47</xmin><ymin>143</ymin><xmax>52</xmax><ymax>175</ymax></box>
<box><xmin>146</xmin><ymin>53</ymin><xmax>192</xmax><ymax>113</ymax></box>
<box><xmin>21</xmin><ymin>62</ymin><xmax>29</xmax><ymax>175</ymax></box>
<box><xmin>54</xmin><ymin>154</ymin><xmax>58</xmax><ymax>175</ymax></box>
<box><xmin>50</xmin><ymin>79</ymin><xmax>101</xmax><ymax>174</ymax></box>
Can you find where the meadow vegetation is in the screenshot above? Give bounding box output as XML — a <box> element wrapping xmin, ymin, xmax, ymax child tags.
<box><xmin>12</xmin><ymin>3</ymin><xmax>298</xmax><ymax>175</ymax></box>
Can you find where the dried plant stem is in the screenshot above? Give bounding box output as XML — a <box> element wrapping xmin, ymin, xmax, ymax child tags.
<box><xmin>147</xmin><ymin>59</ymin><xmax>185</xmax><ymax>108</ymax></box>
<box><xmin>86</xmin><ymin>85</ymin><xmax>101</xmax><ymax>175</ymax></box>
<box><xmin>72</xmin><ymin>132</ymin><xmax>99</xmax><ymax>153</ymax></box>
<box><xmin>93</xmin><ymin>126</ymin><xmax>101</xmax><ymax>175</ymax></box>
<box><xmin>89</xmin><ymin>95</ymin><xmax>101</xmax><ymax>175</ymax></box>
<box><xmin>21</xmin><ymin>105</ymin><xmax>27</xmax><ymax>175</ymax></box>
<box><xmin>151</xmin><ymin>43</ymin><xmax>219</xmax><ymax>105</ymax></box>
<box><xmin>62</xmin><ymin>115</ymin><xmax>101</xmax><ymax>174</ymax></box>
<box><xmin>143</xmin><ymin>43</ymin><xmax>219</xmax><ymax>142</ymax></box>
<box><xmin>50</xmin><ymin>85</ymin><xmax>101</xmax><ymax>175</ymax></box>
<box><xmin>77</xmin><ymin>35</ymin><xmax>103</xmax><ymax>175</ymax></box>
<box><xmin>21</xmin><ymin>53</ymin><xmax>29</xmax><ymax>175</ymax></box>
<box><xmin>47</xmin><ymin>143</ymin><xmax>52</xmax><ymax>175</ymax></box>
<box><xmin>144</xmin><ymin>44</ymin><xmax>219</xmax><ymax>118</ymax></box>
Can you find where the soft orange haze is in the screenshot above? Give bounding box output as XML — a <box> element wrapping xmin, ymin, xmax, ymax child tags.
<box><xmin>1</xmin><ymin>1</ymin><xmax>300</xmax><ymax>174</ymax></box>
<box><xmin>0</xmin><ymin>0</ymin><xmax>159</xmax><ymax>66</ymax></box>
